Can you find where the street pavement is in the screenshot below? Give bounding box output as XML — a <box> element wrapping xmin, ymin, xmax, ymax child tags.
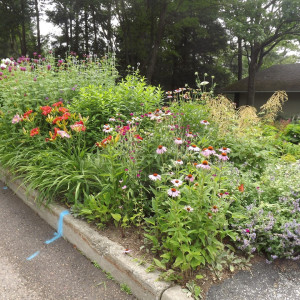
<box><xmin>0</xmin><ymin>181</ymin><xmax>136</xmax><ymax>300</ymax></box>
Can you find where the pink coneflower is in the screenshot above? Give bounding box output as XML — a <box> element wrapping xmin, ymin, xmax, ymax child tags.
<box><xmin>12</xmin><ymin>114</ymin><xmax>22</xmax><ymax>124</ymax></box>
<box><xmin>168</xmin><ymin>188</ymin><xmax>180</xmax><ymax>197</ymax></box>
<box><xmin>103</xmin><ymin>126</ymin><xmax>113</xmax><ymax>133</ymax></box>
<box><xmin>174</xmin><ymin>159</ymin><xmax>183</xmax><ymax>165</ymax></box>
<box><xmin>211</xmin><ymin>205</ymin><xmax>219</xmax><ymax>213</ymax></box>
<box><xmin>218</xmin><ymin>192</ymin><xmax>229</xmax><ymax>198</ymax></box>
<box><xmin>200</xmin><ymin>120</ymin><xmax>209</xmax><ymax>125</ymax></box>
<box><xmin>184</xmin><ymin>205</ymin><xmax>194</xmax><ymax>212</ymax></box>
<box><xmin>197</xmin><ymin>160</ymin><xmax>211</xmax><ymax>170</ymax></box>
<box><xmin>168</xmin><ymin>125</ymin><xmax>176</xmax><ymax>130</ymax></box>
<box><xmin>174</xmin><ymin>137</ymin><xmax>183</xmax><ymax>145</ymax></box>
<box><xmin>188</xmin><ymin>144</ymin><xmax>200</xmax><ymax>152</ymax></box>
<box><xmin>185</xmin><ymin>174</ymin><xmax>195</xmax><ymax>182</ymax></box>
<box><xmin>156</xmin><ymin>145</ymin><xmax>167</xmax><ymax>154</ymax></box>
<box><xmin>171</xmin><ymin>179</ymin><xmax>183</xmax><ymax>187</ymax></box>
<box><xmin>109</xmin><ymin>117</ymin><xmax>116</xmax><ymax>122</ymax></box>
<box><xmin>217</xmin><ymin>152</ymin><xmax>229</xmax><ymax>161</ymax></box>
<box><xmin>57</xmin><ymin>130</ymin><xmax>70</xmax><ymax>138</ymax></box>
<box><xmin>207</xmin><ymin>212</ymin><xmax>212</xmax><ymax>219</ymax></box>
<box><xmin>219</xmin><ymin>147</ymin><xmax>231</xmax><ymax>153</ymax></box>
<box><xmin>149</xmin><ymin>173</ymin><xmax>161</xmax><ymax>181</ymax></box>
<box><xmin>207</xmin><ymin>146</ymin><xmax>216</xmax><ymax>155</ymax></box>
<box><xmin>186</xmin><ymin>131</ymin><xmax>193</xmax><ymax>138</ymax></box>
<box><xmin>201</xmin><ymin>148</ymin><xmax>210</xmax><ymax>157</ymax></box>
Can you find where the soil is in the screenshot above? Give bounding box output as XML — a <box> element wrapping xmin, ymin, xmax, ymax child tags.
<box><xmin>86</xmin><ymin>219</ymin><xmax>267</xmax><ymax>299</ymax></box>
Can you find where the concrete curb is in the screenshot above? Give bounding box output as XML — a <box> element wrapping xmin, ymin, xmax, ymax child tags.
<box><xmin>0</xmin><ymin>168</ymin><xmax>190</xmax><ymax>300</ymax></box>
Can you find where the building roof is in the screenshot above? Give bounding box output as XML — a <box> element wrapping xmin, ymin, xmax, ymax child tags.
<box><xmin>223</xmin><ymin>64</ymin><xmax>300</xmax><ymax>93</ymax></box>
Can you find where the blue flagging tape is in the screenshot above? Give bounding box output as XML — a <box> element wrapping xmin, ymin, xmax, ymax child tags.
<box><xmin>45</xmin><ymin>210</ymin><xmax>69</xmax><ymax>244</ymax></box>
<box><xmin>3</xmin><ymin>186</ymin><xmax>7</xmax><ymax>190</ymax></box>
<box><xmin>26</xmin><ymin>210</ymin><xmax>69</xmax><ymax>260</ymax></box>
<box><xmin>27</xmin><ymin>251</ymin><xmax>40</xmax><ymax>261</ymax></box>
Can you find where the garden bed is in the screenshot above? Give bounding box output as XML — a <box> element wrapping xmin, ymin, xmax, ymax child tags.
<box><xmin>0</xmin><ymin>54</ymin><xmax>299</xmax><ymax>299</ymax></box>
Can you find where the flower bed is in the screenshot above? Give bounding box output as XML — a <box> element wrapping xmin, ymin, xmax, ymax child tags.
<box><xmin>0</xmin><ymin>54</ymin><xmax>299</xmax><ymax>296</ymax></box>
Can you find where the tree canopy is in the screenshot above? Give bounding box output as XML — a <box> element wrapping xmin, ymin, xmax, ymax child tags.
<box><xmin>0</xmin><ymin>0</ymin><xmax>300</xmax><ymax>96</ymax></box>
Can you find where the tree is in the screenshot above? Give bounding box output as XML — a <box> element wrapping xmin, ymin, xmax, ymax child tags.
<box><xmin>223</xmin><ymin>0</ymin><xmax>300</xmax><ymax>106</ymax></box>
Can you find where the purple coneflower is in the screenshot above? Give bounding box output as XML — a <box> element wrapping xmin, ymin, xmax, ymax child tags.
<box><xmin>188</xmin><ymin>144</ymin><xmax>200</xmax><ymax>152</ymax></box>
<box><xmin>168</xmin><ymin>188</ymin><xmax>180</xmax><ymax>197</ymax></box>
<box><xmin>185</xmin><ymin>174</ymin><xmax>195</xmax><ymax>182</ymax></box>
<box><xmin>149</xmin><ymin>173</ymin><xmax>161</xmax><ymax>181</ymax></box>
<box><xmin>174</xmin><ymin>137</ymin><xmax>183</xmax><ymax>145</ymax></box>
<box><xmin>171</xmin><ymin>179</ymin><xmax>183</xmax><ymax>187</ymax></box>
<box><xmin>217</xmin><ymin>152</ymin><xmax>229</xmax><ymax>161</ymax></box>
<box><xmin>184</xmin><ymin>205</ymin><xmax>194</xmax><ymax>212</ymax></box>
<box><xmin>156</xmin><ymin>145</ymin><xmax>167</xmax><ymax>154</ymax></box>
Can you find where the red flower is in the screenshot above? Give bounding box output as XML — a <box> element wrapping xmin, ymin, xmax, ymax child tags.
<box><xmin>59</xmin><ymin>107</ymin><xmax>69</xmax><ymax>113</ymax></box>
<box><xmin>61</xmin><ymin>112</ymin><xmax>71</xmax><ymax>120</ymax></box>
<box><xmin>52</xmin><ymin>101</ymin><xmax>63</xmax><ymax>107</ymax></box>
<box><xmin>238</xmin><ymin>184</ymin><xmax>244</xmax><ymax>193</ymax></box>
<box><xmin>52</xmin><ymin>116</ymin><xmax>62</xmax><ymax>124</ymax></box>
<box><xmin>40</xmin><ymin>105</ymin><xmax>52</xmax><ymax>116</ymax></box>
<box><xmin>96</xmin><ymin>135</ymin><xmax>112</xmax><ymax>148</ymax></box>
<box><xmin>23</xmin><ymin>109</ymin><xmax>33</xmax><ymax>119</ymax></box>
<box><xmin>30</xmin><ymin>127</ymin><xmax>39</xmax><ymax>136</ymax></box>
<box><xmin>134</xmin><ymin>134</ymin><xmax>143</xmax><ymax>140</ymax></box>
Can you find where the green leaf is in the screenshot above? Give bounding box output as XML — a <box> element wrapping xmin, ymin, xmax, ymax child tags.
<box><xmin>153</xmin><ymin>258</ymin><xmax>166</xmax><ymax>270</ymax></box>
<box><xmin>111</xmin><ymin>213</ymin><xmax>122</xmax><ymax>222</ymax></box>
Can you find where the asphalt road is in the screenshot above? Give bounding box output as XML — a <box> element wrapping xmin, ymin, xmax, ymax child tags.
<box><xmin>0</xmin><ymin>181</ymin><xmax>136</xmax><ymax>300</ymax></box>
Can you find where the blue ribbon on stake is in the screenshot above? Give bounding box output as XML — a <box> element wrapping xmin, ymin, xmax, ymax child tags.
<box><xmin>26</xmin><ymin>210</ymin><xmax>69</xmax><ymax>260</ymax></box>
<box><xmin>45</xmin><ymin>210</ymin><xmax>69</xmax><ymax>244</ymax></box>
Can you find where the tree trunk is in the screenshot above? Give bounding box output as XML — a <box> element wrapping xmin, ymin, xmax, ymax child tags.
<box><xmin>247</xmin><ymin>62</ymin><xmax>256</xmax><ymax>107</ymax></box>
<box><xmin>34</xmin><ymin>0</ymin><xmax>41</xmax><ymax>54</ymax></box>
<box><xmin>20</xmin><ymin>0</ymin><xmax>27</xmax><ymax>55</ymax></box>
<box><xmin>74</xmin><ymin>11</ymin><xmax>79</xmax><ymax>53</ymax></box>
<box><xmin>84</xmin><ymin>9</ymin><xmax>89</xmax><ymax>53</ymax></box>
<box><xmin>237</xmin><ymin>37</ymin><xmax>242</xmax><ymax>80</ymax></box>
<box><xmin>146</xmin><ymin>0</ymin><xmax>168</xmax><ymax>84</ymax></box>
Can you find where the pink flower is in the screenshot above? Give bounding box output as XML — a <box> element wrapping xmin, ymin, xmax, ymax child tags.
<box><xmin>211</xmin><ymin>205</ymin><xmax>219</xmax><ymax>213</ymax></box>
<box><xmin>171</xmin><ymin>179</ymin><xmax>183</xmax><ymax>187</ymax></box>
<box><xmin>103</xmin><ymin>124</ymin><xmax>113</xmax><ymax>133</ymax></box>
<box><xmin>174</xmin><ymin>137</ymin><xmax>183</xmax><ymax>145</ymax></box>
<box><xmin>197</xmin><ymin>160</ymin><xmax>211</xmax><ymax>170</ymax></box>
<box><xmin>219</xmin><ymin>147</ymin><xmax>231</xmax><ymax>153</ymax></box>
<box><xmin>12</xmin><ymin>114</ymin><xmax>22</xmax><ymax>124</ymax></box>
<box><xmin>186</xmin><ymin>132</ymin><xmax>194</xmax><ymax>138</ymax></box>
<box><xmin>207</xmin><ymin>146</ymin><xmax>216</xmax><ymax>155</ymax></box>
<box><xmin>149</xmin><ymin>173</ymin><xmax>161</xmax><ymax>181</ymax></box>
<box><xmin>184</xmin><ymin>205</ymin><xmax>194</xmax><ymax>212</ymax></box>
<box><xmin>174</xmin><ymin>159</ymin><xmax>183</xmax><ymax>165</ymax></box>
<box><xmin>185</xmin><ymin>174</ymin><xmax>195</xmax><ymax>182</ymax></box>
<box><xmin>217</xmin><ymin>152</ymin><xmax>229</xmax><ymax>161</ymax></box>
<box><xmin>188</xmin><ymin>144</ymin><xmax>200</xmax><ymax>152</ymax></box>
<box><xmin>123</xmin><ymin>248</ymin><xmax>132</xmax><ymax>254</ymax></box>
<box><xmin>156</xmin><ymin>145</ymin><xmax>167</xmax><ymax>154</ymax></box>
<box><xmin>122</xmin><ymin>185</ymin><xmax>127</xmax><ymax>189</ymax></box>
<box><xmin>168</xmin><ymin>188</ymin><xmax>180</xmax><ymax>197</ymax></box>
<box><xmin>201</xmin><ymin>148</ymin><xmax>210</xmax><ymax>157</ymax></box>
<box><xmin>57</xmin><ymin>130</ymin><xmax>70</xmax><ymax>138</ymax></box>
<box><xmin>200</xmin><ymin>120</ymin><xmax>209</xmax><ymax>125</ymax></box>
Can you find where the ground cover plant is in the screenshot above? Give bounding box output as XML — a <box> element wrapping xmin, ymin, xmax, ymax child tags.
<box><xmin>0</xmin><ymin>54</ymin><xmax>299</xmax><ymax>297</ymax></box>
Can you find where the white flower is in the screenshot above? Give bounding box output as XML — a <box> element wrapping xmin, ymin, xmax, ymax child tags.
<box><xmin>188</xmin><ymin>144</ymin><xmax>200</xmax><ymax>152</ymax></box>
<box><xmin>171</xmin><ymin>179</ymin><xmax>183</xmax><ymax>187</ymax></box>
<box><xmin>199</xmin><ymin>81</ymin><xmax>209</xmax><ymax>86</ymax></box>
<box><xmin>149</xmin><ymin>173</ymin><xmax>161</xmax><ymax>181</ymax></box>
<box><xmin>184</xmin><ymin>205</ymin><xmax>194</xmax><ymax>212</ymax></box>
<box><xmin>109</xmin><ymin>117</ymin><xmax>116</xmax><ymax>122</ymax></box>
